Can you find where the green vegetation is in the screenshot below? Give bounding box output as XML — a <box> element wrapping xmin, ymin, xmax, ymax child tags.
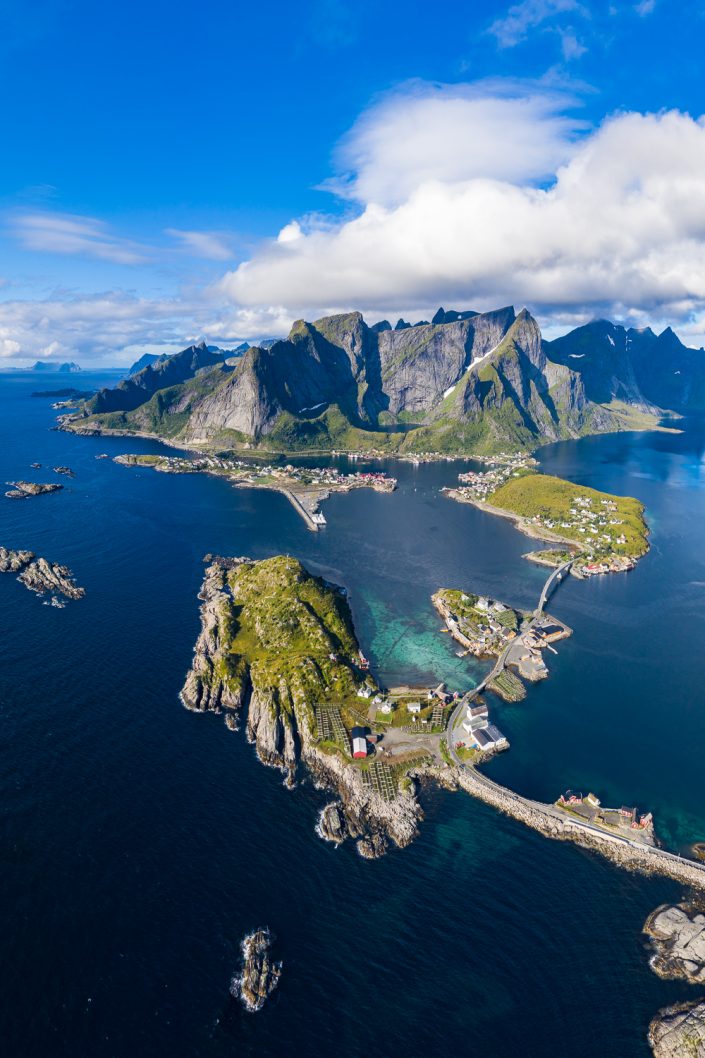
<box><xmin>488</xmin><ymin>669</ymin><xmax>527</xmax><ymax>703</ymax></box>
<box><xmin>489</xmin><ymin>471</ymin><xmax>649</xmax><ymax>557</ymax></box>
<box><xmin>224</xmin><ymin>557</ymin><xmax>366</xmax><ymax>720</ymax></box>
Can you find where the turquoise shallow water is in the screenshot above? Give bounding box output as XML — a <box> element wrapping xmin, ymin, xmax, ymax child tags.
<box><xmin>0</xmin><ymin>374</ymin><xmax>703</xmax><ymax>1057</ymax></box>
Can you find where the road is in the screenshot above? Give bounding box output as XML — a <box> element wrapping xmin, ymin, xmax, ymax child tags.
<box><xmin>446</xmin><ymin>558</ymin><xmax>573</xmax><ymax>748</ymax></box>
<box><xmin>443</xmin><ymin>559</ymin><xmax>705</xmax><ymax>885</ymax></box>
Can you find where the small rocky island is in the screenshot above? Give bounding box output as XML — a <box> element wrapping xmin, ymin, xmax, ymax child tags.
<box><xmin>181</xmin><ymin>554</ymin><xmax>421</xmax><ymax>857</ymax></box>
<box><xmin>230</xmin><ymin>929</ymin><xmax>282</xmax><ymax>1012</ymax></box>
<box><xmin>5</xmin><ymin>481</ymin><xmax>63</xmax><ymax>500</ymax></box>
<box><xmin>649</xmin><ymin>1001</ymin><xmax>705</xmax><ymax>1057</ymax></box>
<box><xmin>0</xmin><ymin>546</ymin><xmax>85</xmax><ymax>601</ymax></box>
<box><xmin>645</xmin><ymin>904</ymin><xmax>705</xmax><ymax>984</ymax></box>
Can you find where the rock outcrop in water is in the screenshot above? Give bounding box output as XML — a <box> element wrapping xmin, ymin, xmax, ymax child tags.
<box><xmin>5</xmin><ymin>481</ymin><xmax>63</xmax><ymax>499</ymax></box>
<box><xmin>649</xmin><ymin>1000</ymin><xmax>705</xmax><ymax>1057</ymax></box>
<box><xmin>645</xmin><ymin>904</ymin><xmax>705</xmax><ymax>984</ymax></box>
<box><xmin>181</xmin><ymin>555</ymin><xmax>421</xmax><ymax>857</ymax></box>
<box><xmin>230</xmin><ymin>929</ymin><xmax>282</xmax><ymax>1012</ymax></box>
<box><xmin>0</xmin><ymin>547</ymin><xmax>85</xmax><ymax>600</ymax></box>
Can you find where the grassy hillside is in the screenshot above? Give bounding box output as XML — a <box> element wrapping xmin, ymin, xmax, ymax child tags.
<box><xmin>489</xmin><ymin>473</ymin><xmax>649</xmax><ymax>556</ymax></box>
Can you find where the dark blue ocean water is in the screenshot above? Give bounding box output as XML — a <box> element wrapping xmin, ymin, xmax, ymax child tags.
<box><xmin>1</xmin><ymin>373</ymin><xmax>703</xmax><ymax>1057</ymax></box>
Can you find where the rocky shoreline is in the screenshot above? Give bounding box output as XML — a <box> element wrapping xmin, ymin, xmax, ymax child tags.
<box><xmin>645</xmin><ymin>904</ymin><xmax>705</xmax><ymax>984</ymax></box>
<box><xmin>0</xmin><ymin>546</ymin><xmax>85</xmax><ymax>601</ymax></box>
<box><xmin>180</xmin><ymin>556</ymin><xmax>420</xmax><ymax>858</ymax></box>
<box><xmin>230</xmin><ymin>929</ymin><xmax>282</xmax><ymax>1012</ymax></box>
<box><xmin>649</xmin><ymin>1001</ymin><xmax>705</xmax><ymax>1057</ymax></box>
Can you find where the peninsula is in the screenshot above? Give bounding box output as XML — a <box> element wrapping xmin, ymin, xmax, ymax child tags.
<box><xmin>445</xmin><ymin>461</ymin><xmax>649</xmax><ymax>576</ymax></box>
<box><xmin>180</xmin><ymin>553</ymin><xmax>705</xmax><ymax>889</ymax></box>
<box><xmin>114</xmin><ymin>452</ymin><xmax>396</xmax><ymax>530</ymax></box>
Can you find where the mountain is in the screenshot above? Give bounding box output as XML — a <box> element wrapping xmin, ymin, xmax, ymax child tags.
<box><xmin>31</xmin><ymin>361</ymin><xmax>81</xmax><ymax>373</ymax></box>
<box><xmin>86</xmin><ymin>342</ymin><xmax>228</xmax><ymax>416</ymax></box>
<box><xmin>545</xmin><ymin>321</ymin><xmax>705</xmax><ymax>412</ymax></box>
<box><xmin>68</xmin><ymin>307</ymin><xmax>705</xmax><ymax>456</ymax></box>
<box><xmin>126</xmin><ymin>353</ymin><xmax>167</xmax><ymax>377</ymax></box>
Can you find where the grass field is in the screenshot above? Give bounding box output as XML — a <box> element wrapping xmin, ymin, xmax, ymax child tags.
<box><xmin>489</xmin><ymin>472</ymin><xmax>648</xmax><ymax>557</ymax></box>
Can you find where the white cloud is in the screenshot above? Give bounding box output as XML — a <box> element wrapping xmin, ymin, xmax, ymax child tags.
<box><xmin>166</xmin><ymin>228</ymin><xmax>234</xmax><ymax>261</ymax></box>
<box><xmin>488</xmin><ymin>0</ymin><xmax>586</xmax><ymax>48</ymax></box>
<box><xmin>0</xmin><ymin>290</ymin><xmax>289</xmax><ymax>364</ymax></box>
<box><xmin>215</xmin><ymin>85</ymin><xmax>705</xmax><ymax>344</ymax></box>
<box><xmin>322</xmin><ymin>81</ymin><xmax>584</xmax><ymax>208</ymax></box>
<box><xmin>634</xmin><ymin>0</ymin><xmax>656</xmax><ymax>14</ymax></box>
<box><xmin>10</xmin><ymin>211</ymin><xmax>149</xmax><ymax>264</ymax></box>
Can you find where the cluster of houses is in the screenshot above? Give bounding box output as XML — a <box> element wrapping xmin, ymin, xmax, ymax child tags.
<box><xmin>521</xmin><ymin>494</ymin><xmax>631</xmax><ymax>554</ymax></box>
<box><xmin>131</xmin><ymin>453</ymin><xmax>397</xmax><ymax>494</ymax></box>
<box><xmin>453</xmin><ymin>456</ymin><xmax>532</xmax><ymax>500</ymax></box>
<box><xmin>506</xmin><ymin>618</ymin><xmax>569</xmax><ymax>681</ymax></box>
<box><xmin>459</xmin><ymin>699</ymin><xmax>508</xmax><ymax>753</ymax></box>
<box><xmin>437</xmin><ymin>591</ymin><xmax>520</xmax><ymax>658</ymax></box>
<box><xmin>558</xmin><ymin>790</ymin><xmax>654</xmax><ymax>834</ymax></box>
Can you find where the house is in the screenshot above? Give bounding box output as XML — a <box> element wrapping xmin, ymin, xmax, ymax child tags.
<box><xmin>357</xmin><ymin>685</ymin><xmax>372</xmax><ymax>699</ymax></box>
<box><xmin>466</xmin><ymin>703</ymin><xmax>488</xmax><ymax>722</ymax></box>
<box><xmin>351</xmin><ymin>726</ymin><xmax>368</xmax><ymax>758</ymax></box>
<box><xmin>407</xmin><ymin>702</ymin><xmax>422</xmax><ymax>714</ymax></box>
<box><xmin>586</xmin><ymin>792</ymin><xmax>601</xmax><ymax>808</ymax></box>
<box><xmin>378</xmin><ymin>702</ymin><xmax>393</xmax><ymax>715</ymax></box>
<box><xmin>537</xmin><ymin>622</ymin><xmax>564</xmax><ymax>643</ymax></box>
<box><xmin>485</xmin><ymin>724</ymin><xmax>508</xmax><ymax>746</ymax></box>
<box><xmin>473</xmin><ymin>728</ymin><xmax>493</xmax><ymax>750</ymax></box>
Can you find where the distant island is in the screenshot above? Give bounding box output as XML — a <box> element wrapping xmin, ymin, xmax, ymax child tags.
<box><xmin>56</xmin><ymin>304</ymin><xmax>701</xmax><ymax>458</ymax></box>
<box><xmin>30</xmin><ymin>361</ymin><xmax>81</xmax><ymax>373</ymax></box>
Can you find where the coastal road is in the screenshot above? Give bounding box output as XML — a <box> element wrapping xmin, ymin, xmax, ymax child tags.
<box><xmin>446</xmin><ymin>558</ymin><xmax>573</xmax><ymax>749</ymax></box>
<box><xmin>443</xmin><ymin>560</ymin><xmax>705</xmax><ymax>885</ymax></box>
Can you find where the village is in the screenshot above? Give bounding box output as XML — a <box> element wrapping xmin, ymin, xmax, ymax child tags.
<box><xmin>556</xmin><ymin>790</ymin><xmax>655</xmax><ymax>845</ymax></box>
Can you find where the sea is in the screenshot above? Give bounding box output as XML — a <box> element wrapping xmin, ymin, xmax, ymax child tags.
<box><xmin>1</xmin><ymin>370</ymin><xmax>704</xmax><ymax>1057</ymax></box>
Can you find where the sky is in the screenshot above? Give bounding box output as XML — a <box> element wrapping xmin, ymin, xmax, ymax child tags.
<box><xmin>2</xmin><ymin>0</ymin><xmax>705</xmax><ymax>364</ymax></box>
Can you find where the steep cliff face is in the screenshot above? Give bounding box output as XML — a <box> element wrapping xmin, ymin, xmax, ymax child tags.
<box><xmin>180</xmin><ymin>555</ymin><xmax>421</xmax><ymax>854</ymax></box>
<box><xmin>86</xmin><ymin>341</ymin><xmax>226</xmax><ymax>414</ymax></box>
<box><xmin>378</xmin><ymin>306</ymin><xmax>516</xmax><ymax>415</ymax></box>
<box><xmin>546</xmin><ymin>320</ymin><xmax>705</xmax><ymax>412</ymax></box>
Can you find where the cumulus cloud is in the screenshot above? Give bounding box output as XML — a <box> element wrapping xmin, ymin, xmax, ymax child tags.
<box><xmin>166</xmin><ymin>228</ymin><xmax>234</xmax><ymax>261</ymax></box>
<box><xmin>323</xmin><ymin>81</ymin><xmax>584</xmax><ymax>207</ymax></box>
<box><xmin>10</xmin><ymin>211</ymin><xmax>149</xmax><ymax>264</ymax></box>
<box><xmin>215</xmin><ymin>83</ymin><xmax>705</xmax><ymax>342</ymax></box>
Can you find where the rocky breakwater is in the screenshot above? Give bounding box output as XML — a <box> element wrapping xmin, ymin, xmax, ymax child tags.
<box><xmin>455</xmin><ymin>767</ymin><xmax>705</xmax><ymax>890</ymax></box>
<box><xmin>180</xmin><ymin>554</ymin><xmax>420</xmax><ymax>858</ymax></box>
<box><xmin>645</xmin><ymin>904</ymin><xmax>705</xmax><ymax>984</ymax></box>
<box><xmin>230</xmin><ymin>929</ymin><xmax>282</xmax><ymax>1012</ymax></box>
<box><xmin>0</xmin><ymin>546</ymin><xmax>85</xmax><ymax>601</ymax></box>
<box><xmin>649</xmin><ymin>1002</ymin><xmax>705</xmax><ymax>1057</ymax></box>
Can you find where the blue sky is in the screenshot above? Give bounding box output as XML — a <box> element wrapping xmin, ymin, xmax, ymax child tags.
<box><xmin>2</xmin><ymin>0</ymin><xmax>705</xmax><ymax>363</ymax></box>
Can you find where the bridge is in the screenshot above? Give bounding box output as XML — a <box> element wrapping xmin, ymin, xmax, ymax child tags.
<box><xmin>442</xmin><ymin>559</ymin><xmax>705</xmax><ymax>888</ymax></box>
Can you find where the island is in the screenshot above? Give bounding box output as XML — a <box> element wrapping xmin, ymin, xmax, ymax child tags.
<box><xmin>433</xmin><ymin>585</ymin><xmax>571</xmax><ymax>701</ymax></box>
<box><xmin>114</xmin><ymin>453</ymin><xmax>396</xmax><ymax>531</ymax></box>
<box><xmin>181</xmin><ymin>555</ymin><xmax>421</xmax><ymax>857</ymax></box>
<box><xmin>5</xmin><ymin>481</ymin><xmax>63</xmax><ymax>500</ymax></box>
<box><xmin>644</xmin><ymin>903</ymin><xmax>705</xmax><ymax>1056</ymax></box>
<box><xmin>0</xmin><ymin>546</ymin><xmax>85</xmax><ymax>601</ymax></box>
<box><xmin>649</xmin><ymin>1002</ymin><xmax>705</xmax><ymax>1057</ymax></box>
<box><xmin>644</xmin><ymin>903</ymin><xmax>705</xmax><ymax>984</ymax></box>
<box><xmin>230</xmin><ymin>929</ymin><xmax>282</xmax><ymax>1012</ymax></box>
<box><xmin>444</xmin><ymin>461</ymin><xmax>649</xmax><ymax>576</ymax></box>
